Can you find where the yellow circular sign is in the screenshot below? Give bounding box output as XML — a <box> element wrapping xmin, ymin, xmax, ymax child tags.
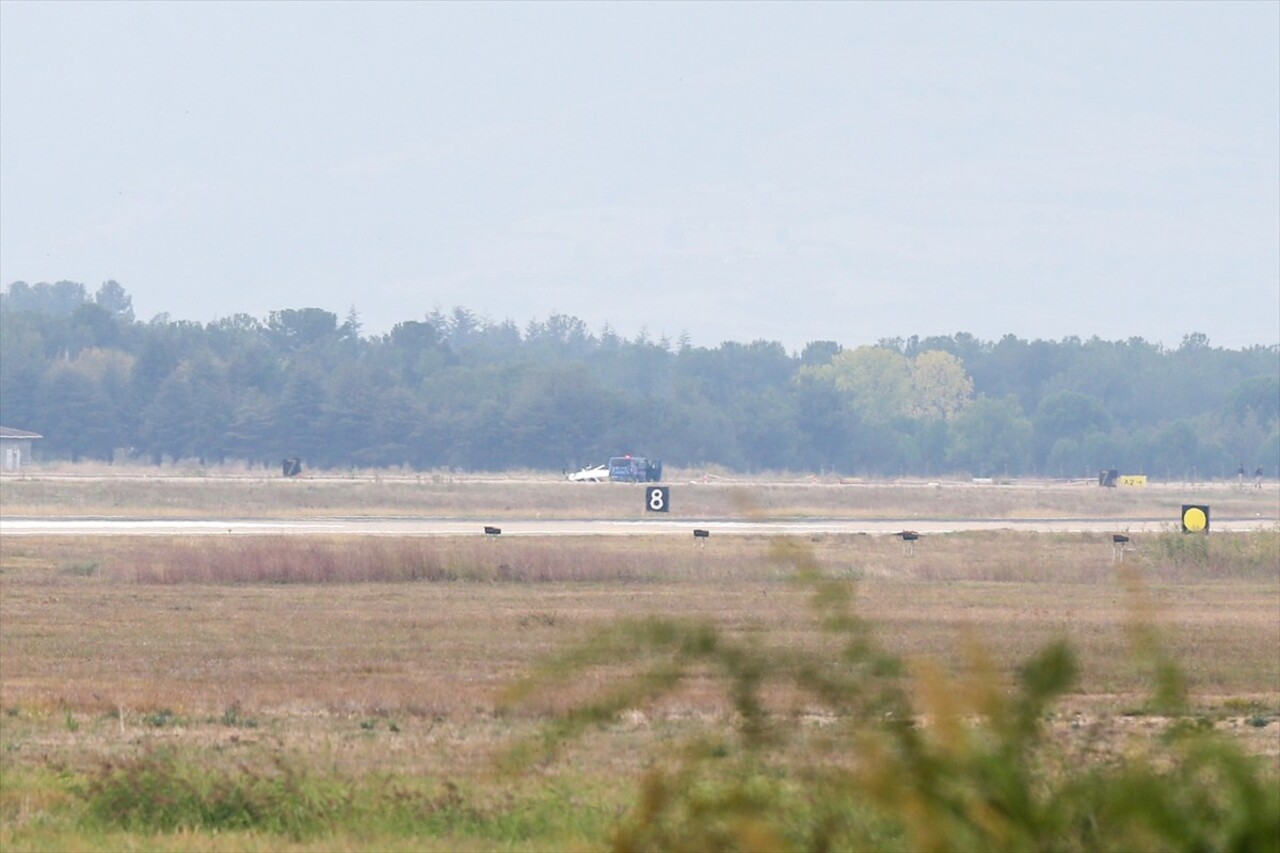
<box><xmin>1183</xmin><ymin>507</ymin><xmax>1207</xmax><ymax>532</ymax></box>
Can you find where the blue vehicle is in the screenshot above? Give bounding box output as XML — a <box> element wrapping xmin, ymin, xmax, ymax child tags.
<box><xmin>607</xmin><ymin>455</ymin><xmax>663</xmax><ymax>483</ymax></box>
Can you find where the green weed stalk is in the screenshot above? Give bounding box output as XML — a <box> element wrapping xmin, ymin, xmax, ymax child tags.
<box><xmin>504</xmin><ymin>535</ymin><xmax>1280</xmax><ymax>853</ymax></box>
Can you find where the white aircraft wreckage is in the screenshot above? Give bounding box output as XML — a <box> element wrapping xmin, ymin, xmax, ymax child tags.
<box><xmin>566</xmin><ymin>464</ymin><xmax>609</xmax><ymax>482</ymax></box>
<box><xmin>566</xmin><ymin>455</ymin><xmax>663</xmax><ymax>483</ymax></box>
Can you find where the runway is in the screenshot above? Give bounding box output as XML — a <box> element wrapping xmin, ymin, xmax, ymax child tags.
<box><xmin>1</xmin><ymin>515</ymin><xmax>1274</xmax><ymax>537</ymax></box>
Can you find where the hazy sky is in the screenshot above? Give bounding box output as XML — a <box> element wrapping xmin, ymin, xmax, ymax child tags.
<box><xmin>2</xmin><ymin>1</ymin><xmax>1277</xmax><ymax>350</ymax></box>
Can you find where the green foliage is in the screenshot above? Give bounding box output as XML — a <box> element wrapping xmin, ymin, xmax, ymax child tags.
<box><xmin>218</xmin><ymin>703</ymin><xmax>258</xmax><ymax>729</ymax></box>
<box><xmin>58</xmin><ymin>560</ymin><xmax>99</xmax><ymax>577</ymax></box>
<box><xmin>810</xmin><ymin>345</ymin><xmax>913</xmax><ymax>424</ymax></box>
<box><xmin>1032</xmin><ymin>390</ymin><xmax>1114</xmax><ymax>467</ymax></box>
<box><xmin>1229</xmin><ymin>375</ymin><xmax>1280</xmax><ymax>425</ymax></box>
<box><xmin>909</xmin><ymin>350</ymin><xmax>975</xmax><ymax>420</ymax></box>
<box><xmin>1147</xmin><ymin>525</ymin><xmax>1280</xmax><ymax>580</ymax></box>
<box><xmin>947</xmin><ymin>394</ymin><xmax>1033</xmax><ymax>476</ymax></box>
<box><xmin>2</xmin><ymin>280</ymin><xmax>1277</xmax><ymax>475</ymax></box>
<box><xmin>82</xmin><ymin>751</ymin><xmax>352</xmax><ymax>839</ymax></box>
<box><xmin>508</xmin><ymin>540</ymin><xmax>1280</xmax><ymax>852</ymax></box>
<box><xmin>140</xmin><ymin>709</ymin><xmax>180</xmax><ymax>729</ymax></box>
<box><xmin>75</xmin><ymin>751</ymin><xmax>610</xmax><ymax>844</ymax></box>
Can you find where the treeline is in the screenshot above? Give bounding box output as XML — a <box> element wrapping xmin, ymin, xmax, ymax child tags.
<box><xmin>1</xmin><ymin>280</ymin><xmax>1277</xmax><ymax>478</ymax></box>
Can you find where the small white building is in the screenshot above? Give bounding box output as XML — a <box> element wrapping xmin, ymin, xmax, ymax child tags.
<box><xmin>0</xmin><ymin>426</ymin><xmax>42</xmax><ymax>471</ymax></box>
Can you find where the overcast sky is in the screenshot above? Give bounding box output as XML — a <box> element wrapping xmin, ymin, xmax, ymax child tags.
<box><xmin>2</xmin><ymin>1</ymin><xmax>1277</xmax><ymax>351</ymax></box>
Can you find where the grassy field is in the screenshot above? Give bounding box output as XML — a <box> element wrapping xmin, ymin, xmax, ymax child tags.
<box><xmin>3</xmin><ymin>466</ymin><xmax>1278</xmax><ymax>521</ymax></box>
<box><xmin>2</xmin><ymin>477</ymin><xmax>1278</xmax><ymax>850</ymax></box>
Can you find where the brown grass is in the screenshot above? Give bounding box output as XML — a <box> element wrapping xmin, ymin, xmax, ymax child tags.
<box><xmin>4</xmin><ymin>470</ymin><xmax>1277</xmax><ymax>521</ymax></box>
<box><xmin>4</xmin><ymin>478</ymin><xmax>1277</xmax><ymax>850</ymax></box>
<box><xmin>2</xmin><ymin>527</ymin><xmax>1273</xmax><ymax>586</ymax></box>
<box><xmin>1</xmin><ymin>536</ymin><xmax>1276</xmax><ymax>853</ymax></box>
<box><xmin>2</xmin><ymin>532</ymin><xmax>1276</xmax><ymax>725</ymax></box>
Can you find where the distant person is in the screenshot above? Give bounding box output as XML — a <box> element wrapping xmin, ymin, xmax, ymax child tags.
<box><xmin>1256</xmin><ymin>466</ymin><xmax>1265</xmax><ymax>488</ymax></box>
<box><xmin>1237</xmin><ymin>463</ymin><xmax>1246</xmax><ymax>486</ymax></box>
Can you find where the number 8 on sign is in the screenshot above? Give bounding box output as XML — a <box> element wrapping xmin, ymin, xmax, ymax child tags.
<box><xmin>647</xmin><ymin>486</ymin><xmax>669</xmax><ymax>513</ymax></box>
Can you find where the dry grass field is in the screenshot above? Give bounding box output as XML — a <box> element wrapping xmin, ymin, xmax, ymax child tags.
<box><xmin>1</xmin><ymin>474</ymin><xmax>1278</xmax><ymax>850</ymax></box>
<box><xmin>4</xmin><ymin>465</ymin><xmax>1278</xmax><ymax>521</ymax></box>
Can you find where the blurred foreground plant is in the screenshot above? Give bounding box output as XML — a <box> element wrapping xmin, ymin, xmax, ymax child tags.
<box><xmin>503</xmin><ymin>537</ymin><xmax>1280</xmax><ymax>853</ymax></box>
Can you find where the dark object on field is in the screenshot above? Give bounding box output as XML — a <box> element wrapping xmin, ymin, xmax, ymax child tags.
<box><xmin>693</xmin><ymin>529</ymin><xmax>710</xmax><ymax>539</ymax></box>
<box><xmin>484</xmin><ymin>526</ymin><xmax>502</xmax><ymax>535</ymax></box>
<box><xmin>608</xmin><ymin>455</ymin><xmax>663</xmax><ymax>483</ymax></box>
<box><xmin>282</xmin><ymin>457</ymin><xmax>302</xmax><ymax>477</ymax></box>
<box><xmin>900</xmin><ymin>530</ymin><xmax>919</xmax><ymax>556</ymax></box>
<box><xmin>1099</xmin><ymin>469</ymin><xmax>1119</xmax><ymax>487</ymax></box>
<box><xmin>1112</xmin><ymin>533</ymin><xmax>1137</xmax><ymax>564</ymax></box>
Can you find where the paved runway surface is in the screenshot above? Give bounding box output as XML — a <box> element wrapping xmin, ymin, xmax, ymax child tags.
<box><xmin>2</xmin><ymin>515</ymin><xmax>1274</xmax><ymax>536</ymax></box>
